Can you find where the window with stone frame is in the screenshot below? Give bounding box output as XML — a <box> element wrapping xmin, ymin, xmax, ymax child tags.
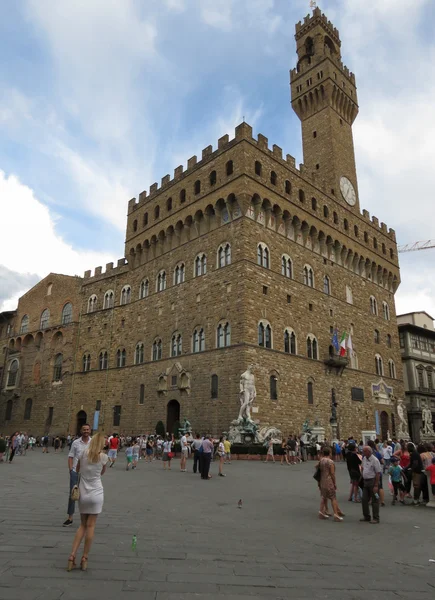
<box><xmin>323</xmin><ymin>275</ymin><xmax>331</xmax><ymax>295</ymax></box>
<box><xmin>303</xmin><ymin>265</ymin><xmax>314</xmax><ymax>288</ymax></box>
<box><xmin>416</xmin><ymin>365</ymin><xmax>425</xmax><ymax>390</ymax></box>
<box><xmin>226</xmin><ymin>160</ymin><xmax>234</xmax><ymax>176</ymax></box>
<box><xmin>20</xmin><ymin>315</ymin><xmax>29</xmax><ymax>334</ymax></box>
<box><xmin>211</xmin><ymin>374</ymin><xmax>219</xmax><ymax>399</ymax></box>
<box><xmin>258</xmin><ymin>321</ymin><xmax>272</xmax><ymax>349</ymax></box>
<box><xmin>104</xmin><ymin>291</ymin><xmax>114</xmax><ymax>309</ymax></box>
<box><xmin>99</xmin><ymin>351</ymin><xmax>108</xmax><ymax>370</ymax></box>
<box><xmin>53</xmin><ymin>353</ymin><xmax>63</xmax><ymax>381</ymax></box>
<box><xmin>195</xmin><ymin>253</ymin><xmax>207</xmax><ymax>277</ymax></box>
<box><xmin>370</xmin><ymin>296</ymin><xmax>378</xmax><ymax>316</ymax></box>
<box><xmin>120</xmin><ymin>286</ymin><xmax>131</xmax><ymax>305</ymax></box>
<box><xmin>174</xmin><ymin>263</ymin><xmax>185</xmax><ymax>285</ymax></box>
<box><xmin>139</xmin><ymin>384</ymin><xmax>145</xmax><ymax>404</ymax></box>
<box><xmin>307</xmin><ymin>335</ymin><xmax>318</xmax><ymax>359</ymax></box>
<box><xmin>217</xmin><ymin>322</ymin><xmax>231</xmax><ymax>348</ymax></box>
<box><xmin>139</xmin><ymin>279</ymin><xmax>149</xmax><ymax>299</ymax></box>
<box><xmin>375</xmin><ymin>354</ymin><xmax>384</xmax><ymax>376</ymax></box>
<box><xmin>427</xmin><ymin>368</ymin><xmax>433</xmax><ymax>390</ymax></box>
<box><xmin>87</xmin><ymin>295</ymin><xmax>97</xmax><ymax>313</ymax></box>
<box><xmin>217</xmin><ymin>243</ymin><xmax>231</xmax><ymax>268</ymax></box>
<box><xmin>270</xmin><ymin>374</ymin><xmax>278</xmax><ymax>400</ymax></box>
<box><xmin>193</xmin><ymin>328</ymin><xmax>205</xmax><ymax>353</ymax></box>
<box><xmin>116</xmin><ymin>348</ymin><xmax>126</xmax><ymax>368</ymax></box>
<box><xmin>388</xmin><ymin>359</ymin><xmax>396</xmax><ymax>379</ymax></box>
<box><xmin>171</xmin><ymin>333</ymin><xmax>182</xmax><ymax>357</ymax></box>
<box><xmin>284</xmin><ymin>329</ymin><xmax>296</xmax><ymax>355</ymax></box>
<box><xmin>152</xmin><ymin>338</ymin><xmax>162</xmax><ymax>361</ymax></box>
<box><xmin>7</xmin><ymin>359</ymin><xmax>19</xmax><ymax>387</ymax></box>
<box><xmin>382</xmin><ymin>301</ymin><xmax>390</xmax><ymax>321</ymax></box>
<box><xmin>257</xmin><ymin>243</ymin><xmax>270</xmax><ymax>269</ymax></box>
<box><xmin>135</xmin><ymin>343</ymin><xmax>144</xmax><ymax>364</ymax></box>
<box><xmin>40</xmin><ymin>308</ymin><xmax>50</xmax><ymax>330</ymax></box>
<box><xmin>82</xmin><ymin>354</ymin><xmax>91</xmax><ymax>372</ymax></box>
<box><xmin>281</xmin><ymin>255</ymin><xmax>293</xmax><ymax>279</ymax></box>
<box><xmin>157</xmin><ymin>271</ymin><xmax>167</xmax><ymax>292</ymax></box>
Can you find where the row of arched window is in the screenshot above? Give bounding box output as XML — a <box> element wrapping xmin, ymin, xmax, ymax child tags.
<box><xmin>253</xmin><ymin>160</ymin><xmax>394</xmax><ymax>260</ymax></box>
<box><xmin>87</xmin><ymin>245</ymin><xmax>231</xmax><ymax>312</ymax></box>
<box><xmin>132</xmin><ymin>161</ymin><xmax>235</xmax><ymax>232</ymax></box>
<box><xmin>375</xmin><ymin>354</ymin><xmax>396</xmax><ymax>378</ymax></box>
<box><xmin>82</xmin><ymin>323</ymin><xmax>232</xmax><ymax>371</ymax></box>
<box><xmin>6</xmin><ymin>354</ymin><xmax>63</xmax><ymax>387</ymax></box>
<box><xmin>19</xmin><ymin>303</ymin><xmax>73</xmax><ymax>334</ymax></box>
<box><xmin>370</xmin><ymin>296</ymin><xmax>390</xmax><ymax>320</ymax></box>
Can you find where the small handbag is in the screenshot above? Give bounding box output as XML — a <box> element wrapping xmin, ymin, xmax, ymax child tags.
<box><xmin>70</xmin><ymin>474</ymin><xmax>81</xmax><ymax>501</ymax></box>
<box><xmin>313</xmin><ymin>464</ymin><xmax>321</xmax><ymax>482</ymax></box>
<box><xmin>168</xmin><ymin>452</ymin><xmax>174</xmax><ymax>459</ymax></box>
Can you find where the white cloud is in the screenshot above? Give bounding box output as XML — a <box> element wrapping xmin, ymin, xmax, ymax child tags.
<box><xmin>0</xmin><ymin>170</ymin><xmax>113</xmax><ymax>310</ymax></box>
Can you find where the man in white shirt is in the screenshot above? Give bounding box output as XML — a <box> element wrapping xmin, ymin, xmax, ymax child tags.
<box><xmin>180</xmin><ymin>433</ymin><xmax>189</xmax><ymax>472</ymax></box>
<box><xmin>63</xmin><ymin>424</ymin><xmax>91</xmax><ymax>527</ymax></box>
<box><xmin>360</xmin><ymin>446</ymin><xmax>381</xmax><ymax>524</ymax></box>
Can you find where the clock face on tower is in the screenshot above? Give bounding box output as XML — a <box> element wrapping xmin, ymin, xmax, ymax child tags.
<box><xmin>340</xmin><ymin>176</ymin><xmax>356</xmax><ymax>206</ymax></box>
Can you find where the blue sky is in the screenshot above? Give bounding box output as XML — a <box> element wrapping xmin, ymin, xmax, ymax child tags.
<box><xmin>1</xmin><ymin>0</ymin><xmax>435</xmax><ymax>316</ymax></box>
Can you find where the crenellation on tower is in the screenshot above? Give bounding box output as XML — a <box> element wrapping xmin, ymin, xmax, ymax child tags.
<box><xmin>161</xmin><ymin>174</ymin><xmax>170</xmax><ymax>187</ymax></box>
<box><xmin>174</xmin><ymin>165</ymin><xmax>184</xmax><ymax>178</ymax></box>
<box><xmin>202</xmin><ymin>145</ymin><xmax>213</xmax><ymax>159</ymax></box>
<box><xmin>272</xmin><ymin>144</ymin><xmax>283</xmax><ymax>159</ymax></box>
<box><xmin>257</xmin><ymin>133</ymin><xmax>268</xmax><ymax>150</ymax></box>
<box><xmin>218</xmin><ymin>134</ymin><xmax>229</xmax><ymax>148</ymax></box>
<box><xmin>187</xmin><ymin>156</ymin><xmax>197</xmax><ymax>169</ymax></box>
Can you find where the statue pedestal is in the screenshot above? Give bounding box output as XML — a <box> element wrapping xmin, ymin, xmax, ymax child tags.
<box><xmin>311</xmin><ymin>426</ymin><xmax>325</xmax><ymax>443</ymax></box>
<box><xmin>420</xmin><ymin>433</ymin><xmax>435</xmax><ymax>444</ymax></box>
<box><xmin>361</xmin><ymin>430</ymin><xmax>377</xmax><ymax>444</ymax></box>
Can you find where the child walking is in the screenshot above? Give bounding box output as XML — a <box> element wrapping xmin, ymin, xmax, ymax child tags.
<box><xmin>132</xmin><ymin>440</ymin><xmax>140</xmax><ymax>470</ymax></box>
<box><xmin>125</xmin><ymin>443</ymin><xmax>133</xmax><ymax>471</ymax></box>
<box><xmin>388</xmin><ymin>456</ymin><xmax>405</xmax><ymax>504</ymax></box>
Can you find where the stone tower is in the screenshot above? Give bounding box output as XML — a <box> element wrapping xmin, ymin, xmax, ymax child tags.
<box><xmin>290</xmin><ymin>8</ymin><xmax>359</xmax><ymax>211</ymax></box>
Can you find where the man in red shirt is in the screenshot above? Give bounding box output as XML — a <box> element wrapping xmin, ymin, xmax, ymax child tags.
<box><xmin>108</xmin><ymin>433</ymin><xmax>120</xmax><ymax>468</ymax></box>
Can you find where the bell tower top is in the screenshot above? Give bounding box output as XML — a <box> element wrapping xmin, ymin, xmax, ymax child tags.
<box><xmin>290</xmin><ymin>8</ymin><xmax>360</xmax><ymax>211</ymax></box>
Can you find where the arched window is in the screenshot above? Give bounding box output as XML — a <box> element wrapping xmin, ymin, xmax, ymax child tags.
<box><xmin>99</xmin><ymin>351</ymin><xmax>108</xmax><ymax>370</ymax></box>
<box><xmin>82</xmin><ymin>354</ymin><xmax>91</xmax><ymax>372</ymax></box>
<box><xmin>174</xmin><ymin>263</ymin><xmax>185</xmax><ymax>285</ymax></box>
<box><xmin>270</xmin><ymin>171</ymin><xmax>277</xmax><ymax>185</ymax></box>
<box><xmin>62</xmin><ymin>303</ymin><xmax>73</xmax><ymax>325</ymax></box>
<box><xmin>285</xmin><ymin>180</ymin><xmax>291</xmax><ymax>195</ymax></box>
<box><xmin>195</xmin><ymin>253</ymin><xmax>207</xmax><ymax>277</ymax></box>
<box><xmin>346</xmin><ymin>285</ymin><xmax>353</xmax><ymax>304</ymax></box>
<box><xmin>180</xmin><ymin>189</ymin><xmax>186</xmax><ymax>203</ymax></box>
<box><xmin>258</xmin><ymin>321</ymin><xmax>272</xmax><ymax>349</ymax></box>
<box><xmin>139</xmin><ymin>384</ymin><xmax>145</xmax><ymax>404</ymax></box>
<box><xmin>87</xmin><ymin>295</ymin><xmax>97</xmax><ymax>313</ymax></box>
<box><xmin>370</xmin><ymin>296</ymin><xmax>378</xmax><ymax>316</ymax></box>
<box><xmin>375</xmin><ymin>354</ymin><xmax>383</xmax><ymax>376</ymax></box>
<box><xmin>5</xmin><ymin>399</ymin><xmax>12</xmax><ymax>421</ymax></box>
<box><xmin>299</xmin><ymin>189</ymin><xmax>305</xmax><ymax>203</ymax></box>
<box><xmin>217</xmin><ymin>322</ymin><xmax>231</xmax><ymax>348</ymax></box>
<box><xmin>416</xmin><ymin>365</ymin><xmax>425</xmax><ymax>389</ymax></box>
<box><xmin>152</xmin><ymin>339</ymin><xmax>163</xmax><ymax>361</ymax></box>
<box><xmin>427</xmin><ymin>368</ymin><xmax>433</xmax><ymax>390</ymax></box>
<box><xmin>364</xmin><ymin>231</ymin><xmax>369</xmax><ymax>243</ymax></box>
<box><xmin>140</xmin><ymin>279</ymin><xmax>149</xmax><ymax>299</ymax></box>
<box><xmin>135</xmin><ymin>343</ymin><xmax>144</xmax><ymax>364</ymax></box>
<box><xmin>217</xmin><ymin>243</ymin><xmax>231</xmax><ymax>268</ymax></box>
<box><xmin>388</xmin><ymin>359</ymin><xmax>396</xmax><ymax>379</ymax></box>
<box><xmin>20</xmin><ymin>315</ymin><xmax>29</xmax><ymax>334</ymax></box>
<box><xmin>7</xmin><ymin>359</ymin><xmax>19</xmax><ymax>387</ymax></box>
<box><xmin>226</xmin><ymin>160</ymin><xmax>234</xmax><ymax>176</ymax></box>
<box><xmin>303</xmin><ymin>265</ymin><xmax>314</xmax><ymax>287</ymax></box>
<box><xmin>194</xmin><ymin>180</ymin><xmax>201</xmax><ymax>195</ymax></box>
<box><xmin>47</xmin><ymin>283</ymin><xmax>52</xmax><ymax>295</ymax></box>
<box><xmin>255</xmin><ymin>161</ymin><xmax>262</xmax><ymax>176</ymax></box>
<box><xmin>270</xmin><ymin>374</ymin><xmax>278</xmax><ymax>400</ymax></box>
<box><xmin>104</xmin><ymin>291</ymin><xmax>114</xmax><ymax>309</ymax></box>
<box><xmin>373</xmin><ymin>237</ymin><xmax>378</xmax><ymax>250</ymax></box>
<box><xmin>167</xmin><ymin>197</ymin><xmax>173</xmax><ymax>211</ymax></box>
<box><xmin>323</xmin><ymin>205</ymin><xmax>329</xmax><ymax>218</ymax></box>
<box><xmin>323</xmin><ymin>275</ymin><xmax>331</xmax><ymax>295</ymax></box>
<box><xmin>311</xmin><ymin>197</ymin><xmax>317</xmax><ymax>211</ymax></box>
<box><xmin>382</xmin><ymin>243</ymin><xmax>386</xmax><ymax>255</ymax></box>
<box><xmin>171</xmin><ymin>333</ymin><xmax>182</xmax><ymax>357</ymax></box>
<box><xmin>157</xmin><ymin>271</ymin><xmax>167</xmax><ymax>292</ymax></box>
<box><xmin>211</xmin><ymin>374</ymin><xmax>219</xmax><ymax>399</ymax></box>
<box><xmin>281</xmin><ymin>255</ymin><xmax>293</xmax><ymax>279</ymax></box>
<box><xmin>120</xmin><ymin>286</ymin><xmax>131</xmax><ymax>305</ymax></box>
<box><xmin>133</xmin><ymin>219</ymin><xmax>138</xmax><ymax>232</ymax></box>
<box><xmin>193</xmin><ymin>328</ymin><xmax>205</xmax><ymax>353</ymax></box>
<box><xmin>24</xmin><ymin>398</ymin><xmax>32</xmax><ymax>420</ymax></box>
<box><xmin>374</xmin><ymin>329</ymin><xmax>380</xmax><ymax>344</ymax></box>
<box><xmin>383</xmin><ymin>301</ymin><xmax>390</xmax><ymax>321</ymax></box>
<box><xmin>209</xmin><ymin>170</ymin><xmax>217</xmax><ymax>186</ymax></box>
<box><xmin>154</xmin><ymin>205</ymin><xmax>160</xmax><ymax>220</ymax></box>
<box><xmin>40</xmin><ymin>308</ymin><xmax>50</xmax><ymax>330</ymax></box>
<box><xmin>307</xmin><ymin>335</ymin><xmax>318</xmax><ymax>359</ymax></box>
<box><xmin>116</xmin><ymin>348</ymin><xmax>126</xmax><ymax>368</ymax></box>
<box><xmin>390</xmin><ymin>248</ymin><xmax>394</xmax><ymax>260</ymax></box>
<box><xmin>307</xmin><ymin>380</ymin><xmax>314</xmax><ymax>404</ymax></box>
<box><xmin>333</xmin><ymin>211</ymin><xmax>339</xmax><ymax>224</ymax></box>
<box><xmin>344</xmin><ymin>218</ymin><xmax>349</xmax><ymax>231</ymax></box>
<box><xmin>143</xmin><ymin>212</ymin><xmax>148</xmax><ymax>226</ymax></box>
<box><xmin>386</xmin><ymin>334</ymin><xmax>392</xmax><ymax>348</ymax></box>
<box><xmin>354</xmin><ymin>225</ymin><xmax>359</xmax><ymax>237</ymax></box>
<box><xmin>257</xmin><ymin>243</ymin><xmax>270</xmax><ymax>268</ymax></box>
<box><xmin>284</xmin><ymin>329</ymin><xmax>297</xmax><ymax>354</ymax></box>
<box><xmin>53</xmin><ymin>353</ymin><xmax>63</xmax><ymax>381</ymax></box>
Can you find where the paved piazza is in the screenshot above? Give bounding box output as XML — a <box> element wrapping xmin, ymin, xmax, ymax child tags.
<box><xmin>1</xmin><ymin>451</ymin><xmax>435</xmax><ymax>600</ymax></box>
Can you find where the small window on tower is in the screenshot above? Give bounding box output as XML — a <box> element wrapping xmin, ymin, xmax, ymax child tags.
<box><xmin>299</xmin><ymin>189</ymin><xmax>305</xmax><ymax>203</ymax></box>
<box><xmin>313</xmin><ymin>131</ymin><xmax>317</xmax><ymax>138</ymax></box>
<box><xmin>364</xmin><ymin>231</ymin><xmax>369</xmax><ymax>243</ymax></box>
<box><xmin>333</xmin><ymin>212</ymin><xmax>338</xmax><ymax>224</ymax></box>
<box><xmin>344</xmin><ymin>218</ymin><xmax>349</xmax><ymax>231</ymax></box>
<box><xmin>316</xmin><ymin>164</ymin><xmax>319</xmax><ymax>170</ymax></box>
<box><xmin>311</xmin><ymin>197</ymin><xmax>317</xmax><ymax>211</ymax></box>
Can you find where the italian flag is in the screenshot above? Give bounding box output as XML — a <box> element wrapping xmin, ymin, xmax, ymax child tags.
<box><xmin>339</xmin><ymin>331</ymin><xmax>347</xmax><ymax>357</ymax></box>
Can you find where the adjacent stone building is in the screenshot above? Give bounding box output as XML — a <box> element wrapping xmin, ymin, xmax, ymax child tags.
<box><xmin>397</xmin><ymin>312</ymin><xmax>435</xmax><ymax>441</ymax></box>
<box><xmin>0</xmin><ymin>8</ymin><xmax>405</xmax><ymax>441</ymax></box>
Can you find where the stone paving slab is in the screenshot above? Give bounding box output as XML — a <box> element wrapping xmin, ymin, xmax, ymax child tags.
<box><xmin>1</xmin><ymin>451</ymin><xmax>435</xmax><ymax>599</ymax></box>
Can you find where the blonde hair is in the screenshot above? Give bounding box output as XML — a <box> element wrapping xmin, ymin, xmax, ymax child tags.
<box><xmin>86</xmin><ymin>432</ymin><xmax>105</xmax><ymax>464</ymax></box>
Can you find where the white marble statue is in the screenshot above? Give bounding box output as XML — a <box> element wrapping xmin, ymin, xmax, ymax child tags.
<box><xmin>396</xmin><ymin>398</ymin><xmax>409</xmax><ymax>439</ymax></box>
<box><xmin>238</xmin><ymin>364</ymin><xmax>256</xmax><ymax>422</ymax></box>
<box><xmin>422</xmin><ymin>402</ymin><xmax>435</xmax><ymax>436</ymax></box>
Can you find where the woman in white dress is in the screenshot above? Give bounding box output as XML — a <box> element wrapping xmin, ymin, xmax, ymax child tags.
<box><xmin>67</xmin><ymin>433</ymin><xmax>108</xmax><ymax>571</ymax></box>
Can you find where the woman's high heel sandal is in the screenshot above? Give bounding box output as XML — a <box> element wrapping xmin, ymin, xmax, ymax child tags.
<box><xmin>80</xmin><ymin>556</ymin><xmax>88</xmax><ymax>571</ymax></box>
<box><xmin>67</xmin><ymin>555</ymin><xmax>76</xmax><ymax>571</ymax></box>
<box><xmin>333</xmin><ymin>514</ymin><xmax>343</xmax><ymax>522</ymax></box>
